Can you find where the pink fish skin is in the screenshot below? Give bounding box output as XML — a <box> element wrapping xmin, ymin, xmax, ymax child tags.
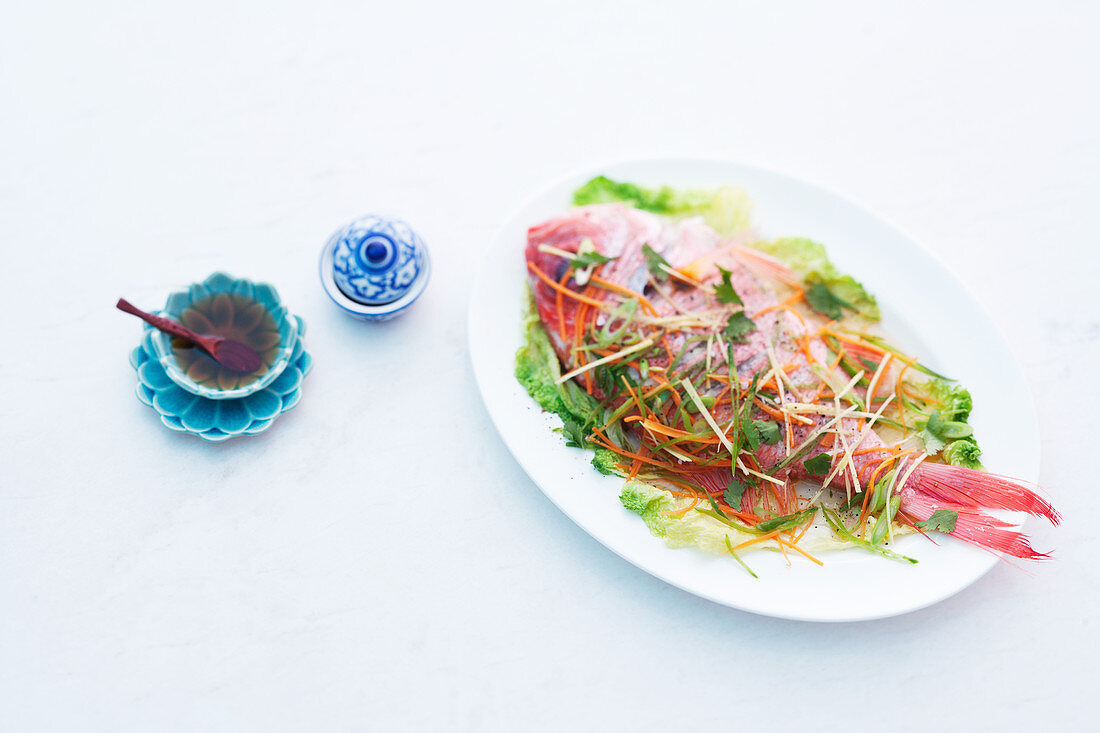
<box><xmin>526</xmin><ymin>206</ymin><xmax>1059</xmax><ymax>559</ymax></box>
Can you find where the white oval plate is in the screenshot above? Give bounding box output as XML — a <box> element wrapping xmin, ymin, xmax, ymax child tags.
<box><xmin>468</xmin><ymin>158</ymin><xmax>1039</xmax><ymax>622</ymax></box>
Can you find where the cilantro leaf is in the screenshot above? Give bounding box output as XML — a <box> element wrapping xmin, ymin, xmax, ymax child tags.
<box><xmin>714</xmin><ymin>267</ymin><xmax>743</xmax><ymax>305</ymax></box>
<box><xmin>805</xmin><ymin>281</ymin><xmax>855</xmax><ymax>321</ymax></box>
<box><xmin>916</xmin><ymin>509</ymin><xmax>958</xmax><ymax>534</ymax></box>
<box><xmin>722</xmin><ymin>311</ymin><xmax>757</xmax><ymax>343</ymax></box>
<box><xmin>571</xmin><ymin>250</ymin><xmax>616</xmax><ymax>269</ymax></box>
<box><xmin>642</xmin><ymin>244</ymin><xmax>670</xmax><ymax>281</ymax></box>
<box><xmin>804</xmin><ymin>452</ymin><xmax>832</xmax><ymax>478</ymax></box>
<box><xmin>568</xmin><ymin>238</ymin><xmax>617</xmax><ymax>285</ymax></box>
<box><xmin>724</xmin><ymin>477</ymin><xmax>750</xmax><ymax>509</ymax></box>
<box><xmin>738</xmin><ymin>418</ymin><xmax>778</xmax><ymax>450</ymax></box>
<box><xmin>918</xmin><ymin>425</ymin><xmax>947</xmax><ymax>454</ymax></box>
<box><xmin>740</xmin><ymin>417</ymin><xmax>762</xmax><ymax>451</ymax></box>
<box><xmin>754</xmin><ymin>419</ymin><xmax>780</xmax><ymax>445</ymax></box>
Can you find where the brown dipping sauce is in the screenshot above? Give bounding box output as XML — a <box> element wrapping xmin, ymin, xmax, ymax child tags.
<box><xmin>171</xmin><ymin>293</ymin><xmax>281</xmax><ymax>390</ymax></box>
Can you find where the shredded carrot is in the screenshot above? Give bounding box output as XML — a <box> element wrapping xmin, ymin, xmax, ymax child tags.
<box><xmin>628</xmin><ymin>445</ymin><xmax>648</xmax><ymax>480</ymax></box>
<box><xmin>587</xmin><ymin>434</ymin><xmax>659</xmax><ymax>465</ymax></box>
<box><xmin>767</xmin><ymin>481</ymin><xmax>790</xmax><ymax>515</ymax></box>
<box><xmin>661</xmin><ymin>487</ymin><xmax>707</xmax><ymax>499</ymax></box>
<box><xmin>660</xmin><ymin>497</ymin><xmax>700</xmax><ymax>517</ymax></box>
<box><xmin>622</xmin><ymin>377</ymin><xmax>647</xmax><ymax>422</ymax></box>
<box><xmin>553</xmin><ymin>269</ymin><xmax>570</xmax><ymax>340</ymax></box>
<box><xmin>752</xmin><ymin>289</ymin><xmax>805</xmax><ymax>318</ymax></box>
<box><xmin>572</xmin><ymin>301</ymin><xmax>588</xmax><ymax>349</ymax></box>
<box><xmin>641</xmin><ymin>382</ymin><xmax>673</xmax><ymax>401</ymax></box>
<box><xmin>791</xmin><ymin>514</ymin><xmax>817</xmax><ymax>544</ymax></box>
<box><xmin>654</xmin><ymin>476</ymin><xmax>711</xmax><ymax>499</ymax></box>
<box><xmin>656</xmin><ymin>372</ymin><xmax>682</xmax><ymax>408</ymax></box>
<box><xmin>588</xmin><ymin>274</ymin><xmax>659</xmax><ymax>315</ymax></box>
<box><xmin>528</xmin><ymin>261</ymin><xmax>607</xmax><ymax>309</ymax></box>
<box><xmin>639</xmin><ymin>420</ymin><xmax>708</xmax><ymax>441</ymax></box>
<box><xmin>730</xmin><ymin>528</ymin><xmax>786</xmax><ymax>551</ymax></box>
<box><xmin>774</xmin><ymin>534</ymin><xmax>791</xmax><ymax>565</ymax></box>
<box><xmin>828</xmin><ymin>349</ymin><xmax>846</xmax><ymax>371</ymax></box>
<box><xmin>775</xmin><ymin>304</ymin><xmax>809</xmax><ymax>333</ymax></box>
<box><xmin>799</xmin><ymin>335</ymin><xmax>818</xmax><ymax>366</ymax></box>
<box><xmin>748</xmin><ymin>396</ymin><xmax>783</xmax><ymax>420</ymax></box>
<box><xmin>894</xmin><ymin>362</ymin><xmax>913</xmax><ymax>427</ymax></box>
<box><xmin>573</xmin><ymin>284</ymin><xmax>599</xmax><ymax>393</ymax></box>
<box><xmin>716</xmin><ymin>505</ymin><xmax>763</xmax><ymax>523</ymax></box>
<box><xmin>588</xmin><ymin>429</ymin><xmax>705</xmax><ymax>472</ymax></box>
<box><xmin>776</xmin><ymin>537</ymin><xmax>824</xmax><ymax>566</ymax></box>
<box><xmin>859</xmin><ymin>454</ymin><xmax>902</xmax><ymax>527</ymax></box>
<box><xmin>901</xmin><ymin>383</ymin><xmax>933</xmax><ymax>401</ymax></box>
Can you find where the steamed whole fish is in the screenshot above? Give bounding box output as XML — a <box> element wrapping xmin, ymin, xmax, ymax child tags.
<box><xmin>519</xmin><ymin>185</ymin><xmax>1058</xmax><ymax>563</ymax></box>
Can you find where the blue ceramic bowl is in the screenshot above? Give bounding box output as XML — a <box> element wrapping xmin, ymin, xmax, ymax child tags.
<box><xmin>150</xmin><ymin>272</ymin><xmax>298</xmax><ymax>400</ymax></box>
<box><xmin>131</xmin><ymin>316</ymin><xmax>312</xmax><ymax>441</ymax></box>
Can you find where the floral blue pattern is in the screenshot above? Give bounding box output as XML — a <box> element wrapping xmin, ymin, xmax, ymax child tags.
<box><xmin>130</xmin><ymin>316</ymin><xmax>312</xmax><ymax>441</ymax></box>
<box><xmin>320</xmin><ymin>214</ymin><xmax>431</xmax><ymax>321</ymax></box>
<box><xmin>330</xmin><ymin>215</ymin><xmax>425</xmax><ymax>305</ymax></box>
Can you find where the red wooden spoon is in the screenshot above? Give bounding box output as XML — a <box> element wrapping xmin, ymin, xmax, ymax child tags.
<box><xmin>116</xmin><ymin>298</ymin><xmax>263</xmax><ymax>374</ymax></box>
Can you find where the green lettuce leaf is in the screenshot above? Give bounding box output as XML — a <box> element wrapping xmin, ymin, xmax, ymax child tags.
<box><xmin>572</xmin><ymin>175</ymin><xmax>752</xmax><ymax>237</ymax></box>
<box><xmin>912</xmin><ymin>379</ymin><xmax>974</xmax><ymax>422</ymax></box>
<box><xmin>591</xmin><ymin>449</ymin><xmax>623</xmax><ymax>476</ymax></box>
<box><xmin>620</xmin><ymin>482</ymin><xmax>674</xmax><ymax>537</ymax></box>
<box><xmin>940</xmin><ymin>438</ymin><xmax>983</xmax><ymax>469</ymax></box>
<box><xmin>515</xmin><ymin>289</ymin><xmax>627</xmax><ymax>477</ymax></box>
<box><xmin>749</xmin><ymin>237</ymin><xmax>880</xmax><ymax>321</ymax></box>
<box><xmin>620</xmin><ymin>481</ymin><xmax>756</xmax><ymax>552</ymax></box>
<box><xmin>515</xmin><ymin>303</ymin><xmax>568</xmax><ymax>416</ymax></box>
<box><xmin>906</xmin><ymin>378</ymin><xmax>982</xmax><ymax>465</ymax></box>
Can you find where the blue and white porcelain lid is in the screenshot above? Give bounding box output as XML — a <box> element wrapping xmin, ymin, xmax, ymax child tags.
<box><xmin>320</xmin><ymin>214</ymin><xmax>431</xmax><ymax>319</ymax></box>
<box><xmin>329</xmin><ymin>215</ymin><xmax>428</xmax><ymax>305</ymax></box>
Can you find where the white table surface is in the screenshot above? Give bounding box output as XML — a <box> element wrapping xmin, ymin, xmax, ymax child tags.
<box><xmin>2</xmin><ymin>1</ymin><xmax>1097</xmax><ymax>730</ymax></box>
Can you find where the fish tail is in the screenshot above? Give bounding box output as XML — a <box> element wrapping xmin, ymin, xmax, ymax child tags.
<box><xmin>901</xmin><ymin>463</ymin><xmax>1058</xmax><ymax>560</ymax></box>
<box><xmin>913</xmin><ymin>462</ymin><xmax>1060</xmax><ymax>524</ymax></box>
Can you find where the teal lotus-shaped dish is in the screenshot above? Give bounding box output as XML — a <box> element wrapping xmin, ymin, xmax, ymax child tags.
<box><xmin>150</xmin><ymin>272</ymin><xmax>299</xmax><ymax>400</ymax></box>
<box><xmin>131</xmin><ymin>316</ymin><xmax>313</xmax><ymax>441</ymax></box>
